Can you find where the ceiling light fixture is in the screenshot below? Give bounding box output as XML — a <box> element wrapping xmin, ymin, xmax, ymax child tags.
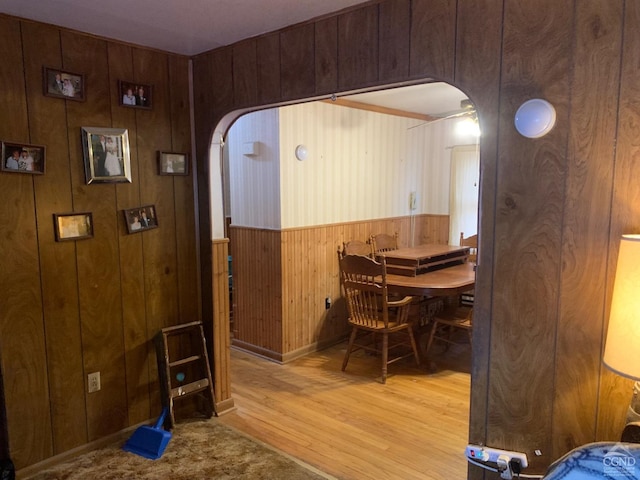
<box><xmin>514</xmin><ymin>99</ymin><xmax>556</xmax><ymax>138</ymax></box>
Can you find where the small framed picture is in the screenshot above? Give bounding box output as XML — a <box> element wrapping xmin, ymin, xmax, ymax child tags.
<box><xmin>81</xmin><ymin>127</ymin><xmax>132</xmax><ymax>184</ymax></box>
<box><xmin>118</xmin><ymin>80</ymin><xmax>152</xmax><ymax>109</ymax></box>
<box><xmin>53</xmin><ymin>212</ymin><xmax>93</xmax><ymax>241</ymax></box>
<box><xmin>1</xmin><ymin>142</ymin><xmax>45</xmax><ymax>174</ymax></box>
<box><xmin>43</xmin><ymin>67</ymin><xmax>85</xmax><ymax>101</ymax></box>
<box><xmin>158</xmin><ymin>151</ymin><xmax>189</xmax><ymax>176</ymax></box>
<box><xmin>123</xmin><ymin>205</ymin><xmax>158</xmax><ymax>234</ymax></box>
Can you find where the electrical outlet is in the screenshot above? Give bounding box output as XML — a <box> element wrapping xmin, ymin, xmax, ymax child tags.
<box><xmin>88</xmin><ymin>372</ymin><xmax>101</xmax><ymax>393</ymax></box>
<box><xmin>465</xmin><ymin>444</ymin><xmax>528</xmax><ymax>468</ymax></box>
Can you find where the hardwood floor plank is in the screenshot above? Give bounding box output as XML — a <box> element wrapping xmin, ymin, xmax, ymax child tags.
<box><xmin>219</xmin><ymin>341</ymin><xmax>470</xmax><ymax>479</ymax></box>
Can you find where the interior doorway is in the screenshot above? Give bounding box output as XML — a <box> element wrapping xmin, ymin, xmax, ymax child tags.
<box><xmin>211</xmin><ymin>81</ymin><xmax>480</xmax><ymax>478</ymax></box>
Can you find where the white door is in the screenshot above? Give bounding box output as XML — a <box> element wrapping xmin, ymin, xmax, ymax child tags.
<box><xmin>449</xmin><ymin>145</ymin><xmax>479</xmax><ymax>244</ymax></box>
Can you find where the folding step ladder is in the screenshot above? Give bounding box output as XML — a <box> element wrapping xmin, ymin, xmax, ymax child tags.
<box><xmin>156</xmin><ymin>321</ymin><xmax>216</xmax><ymax>428</ymax></box>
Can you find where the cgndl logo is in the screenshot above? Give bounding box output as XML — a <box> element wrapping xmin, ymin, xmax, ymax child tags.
<box><xmin>603</xmin><ymin>444</ymin><xmax>637</xmax><ymax>477</ymax></box>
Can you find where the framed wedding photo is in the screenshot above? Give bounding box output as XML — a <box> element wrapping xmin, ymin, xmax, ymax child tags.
<box><xmin>53</xmin><ymin>212</ymin><xmax>93</xmax><ymax>241</ymax></box>
<box><xmin>1</xmin><ymin>141</ymin><xmax>45</xmax><ymax>174</ymax></box>
<box><xmin>43</xmin><ymin>67</ymin><xmax>85</xmax><ymax>101</ymax></box>
<box><xmin>118</xmin><ymin>80</ymin><xmax>152</xmax><ymax>109</ymax></box>
<box><xmin>123</xmin><ymin>205</ymin><xmax>158</xmax><ymax>234</ymax></box>
<box><xmin>81</xmin><ymin>127</ymin><xmax>132</xmax><ymax>184</ymax></box>
<box><xmin>158</xmin><ymin>151</ymin><xmax>189</xmax><ymax>176</ymax></box>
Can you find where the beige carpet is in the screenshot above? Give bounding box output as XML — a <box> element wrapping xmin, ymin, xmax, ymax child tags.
<box><xmin>26</xmin><ymin>419</ymin><xmax>331</xmax><ymax>480</ymax></box>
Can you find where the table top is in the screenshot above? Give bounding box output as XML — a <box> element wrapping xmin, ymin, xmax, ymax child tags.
<box><xmin>386</xmin><ymin>262</ymin><xmax>476</xmax><ymax>297</ymax></box>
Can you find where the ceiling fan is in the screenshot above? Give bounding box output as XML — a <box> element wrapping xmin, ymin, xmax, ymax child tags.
<box><xmin>432</xmin><ymin>98</ymin><xmax>477</xmax><ymax>119</ymax></box>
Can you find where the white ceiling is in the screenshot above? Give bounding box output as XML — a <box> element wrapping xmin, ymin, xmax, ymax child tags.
<box><xmin>0</xmin><ymin>0</ymin><xmax>469</xmax><ymax>116</ymax></box>
<box><xmin>0</xmin><ymin>0</ymin><xmax>368</xmax><ymax>56</ymax></box>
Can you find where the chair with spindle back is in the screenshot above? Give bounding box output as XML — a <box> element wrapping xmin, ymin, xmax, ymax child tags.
<box><xmin>459</xmin><ymin>232</ymin><xmax>478</xmax><ymax>263</ymax></box>
<box><xmin>459</xmin><ymin>232</ymin><xmax>477</xmax><ymax>305</ymax></box>
<box><xmin>339</xmin><ymin>254</ymin><xmax>420</xmax><ymax>384</ymax></box>
<box><xmin>370</xmin><ymin>232</ymin><xmax>399</xmax><ymax>257</ymax></box>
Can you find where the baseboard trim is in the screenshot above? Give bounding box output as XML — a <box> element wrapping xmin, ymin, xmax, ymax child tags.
<box><xmin>231</xmin><ymin>335</ymin><xmax>347</xmax><ymax>364</ymax></box>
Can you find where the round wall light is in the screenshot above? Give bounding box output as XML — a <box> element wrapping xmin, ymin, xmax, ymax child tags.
<box><xmin>295</xmin><ymin>144</ymin><xmax>309</xmax><ymax>161</ymax></box>
<box><xmin>514</xmin><ymin>99</ymin><xmax>557</xmax><ymax>138</ymax></box>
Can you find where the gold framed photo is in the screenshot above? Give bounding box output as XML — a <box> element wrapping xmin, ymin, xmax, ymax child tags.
<box><xmin>53</xmin><ymin>212</ymin><xmax>93</xmax><ymax>241</ymax></box>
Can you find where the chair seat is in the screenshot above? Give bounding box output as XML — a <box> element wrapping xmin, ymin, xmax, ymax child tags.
<box><xmin>426</xmin><ymin>305</ymin><xmax>473</xmax><ymax>357</ymax></box>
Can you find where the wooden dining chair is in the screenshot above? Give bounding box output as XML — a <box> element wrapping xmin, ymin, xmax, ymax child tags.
<box><xmin>342</xmin><ymin>239</ymin><xmax>373</xmax><ymax>258</ymax></box>
<box><xmin>459</xmin><ymin>232</ymin><xmax>477</xmax><ymax>305</ymax></box>
<box><xmin>459</xmin><ymin>232</ymin><xmax>478</xmax><ymax>263</ymax></box>
<box><xmin>425</xmin><ymin>305</ymin><xmax>473</xmax><ymax>356</ymax></box>
<box><xmin>339</xmin><ymin>254</ymin><xmax>420</xmax><ymax>384</ymax></box>
<box><xmin>370</xmin><ymin>232</ymin><xmax>399</xmax><ymax>256</ymax></box>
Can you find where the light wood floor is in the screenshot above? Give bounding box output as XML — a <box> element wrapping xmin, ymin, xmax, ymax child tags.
<box><xmin>218</xmin><ymin>337</ymin><xmax>471</xmax><ymax>480</ymax></box>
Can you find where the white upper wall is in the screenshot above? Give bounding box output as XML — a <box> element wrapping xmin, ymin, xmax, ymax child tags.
<box><xmin>225</xmin><ymin>100</ymin><xmax>478</xmax><ymax>231</ymax></box>
<box><xmin>226</xmin><ymin>108</ymin><xmax>281</xmax><ymax>229</ymax></box>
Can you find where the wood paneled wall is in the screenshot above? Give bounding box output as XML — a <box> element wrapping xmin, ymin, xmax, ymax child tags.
<box><xmin>229</xmin><ymin>214</ymin><xmax>448</xmax><ymax>361</ymax></box>
<box><xmin>0</xmin><ymin>15</ymin><xmax>198</xmax><ymax>471</ymax></box>
<box><xmin>193</xmin><ymin>0</ymin><xmax>637</xmax><ymax>475</ymax></box>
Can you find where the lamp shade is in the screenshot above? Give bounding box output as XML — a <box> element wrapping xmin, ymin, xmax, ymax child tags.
<box><xmin>603</xmin><ymin>234</ymin><xmax>640</xmax><ymax>380</ymax></box>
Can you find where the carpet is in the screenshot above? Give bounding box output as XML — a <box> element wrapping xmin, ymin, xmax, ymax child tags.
<box><xmin>26</xmin><ymin>419</ymin><xmax>331</xmax><ymax>480</ymax></box>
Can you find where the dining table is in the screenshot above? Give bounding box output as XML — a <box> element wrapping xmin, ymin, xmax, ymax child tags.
<box><xmin>385</xmin><ymin>261</ymin><xmax>476</xmax><ymax>297</ymax></box>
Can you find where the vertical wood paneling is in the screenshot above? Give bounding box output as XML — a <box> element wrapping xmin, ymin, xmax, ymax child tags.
<box><xmin>233</xmin><ymin>41</ymin><xmax>258</xmax><ymax>108</ymax></box>
<box><xmin>232</xmin><ymin>215</ymin><xmax>448</xmax><ymax>358</ymax></box>
<box><xmin>134</xmin><ymin>49</ymin><xmax>179</xmax><ymax>414</ymax></box>
<box><xmin>490</xmin><ymin>0</ymin><xmax>572</xmax><ymax>469</ymax></box>
<box><xmin>0</xmin><ymin>15</ymin><xmax>196</xmax><ymax>470</ymax></box>
<box><xmin>188</xmin><ymin>0</ymin><xmax>640</xmax><ymax>474</ymax></box>
<box><xmin>378</xmin><ymin>0</ymin><xmax>411</xmax><ymax>82</ymax></box>
<box><xmin>109</xmin><ymin>41</ymin><xmax>150</xmax><ymax>427</ymax></box>
<box><xmin>257</xmin><ymin>33</ymin><xmax>281</xmax><ymax>105</ymax></box>
<box><xmin>0</xmin><ymin>16</ymin><xmax>52</xmax><ymax>468</ymax></box>
<box><xmin>454</xmin><ymin>1</ymin><xmax>503</xmax><ymax>462</ymax></box>
<box><xmin>338</xmin><ymin>5</ymin><xmax>379</xmax><ymax>90</ymax></box>
<box><xmin>598</xmin><ymin>0</ymin><xmax>640</xmax><ymax>440</ymax></box>
<box><xmin>63</xmin><ymin>31</ymin><xmax>129</xmax><ymax>442</ymax></box>
<box><xmin>229</xmin><ymin>227</ymin><xmax>283</xmax><ymax>355</ymax></box>
<box><xmin>314</xmin><ymin>17</ymin><xmax>338</xmax><ymax>95</ymax></box>
<box><xmin>23</xmin><ymin>21</ymin><xmax>88</xmax><ymax>455</ymax></box>
<box><xmin>555</xmin><ymin>0</ymin><xmax>623</xmax><ymax>457</ymax></box>
<box><xmin>280</xmin><ymin>24</ymin><xmax>315</xmax><ymax>101</ymax></box>
<box><xmin>169</xmin><ymin>55</ymin><xmax>198</xmax><ymax>324</ymax></box>
<box><xmin>212</xmin><ymin>239</ymin><xmax>231</xmax><ymax>407</ymax></box>
<box><xmin>409</xmin><ymin>0</ymin><xmax>457</xmax><ymax>81</ymax></box>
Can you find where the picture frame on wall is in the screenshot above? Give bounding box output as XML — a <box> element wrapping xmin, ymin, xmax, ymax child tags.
<box><xmin>43</xmin><ymin>66</ymin><xmax>85</xmax><ymax>101</ymax></box>
<box><xmin>1</xmin><ymin>141</ymin><xmax>46</xmax><ymax>174</ymax></box>
<box><xmin>81</xmin><ymin>127</ymin><xmax>132</xmax><ymax>184</ymax></box>
<box><xmin>158</xmin><ymin>151</ymin><xmax>189</xmax><ymax>175</ymax></box>
<box><xmin>123</xmin><ymin>205</ymin><xmax>158</xmax><ymax>234</ymax></box>
<box><xmin>53</xmin><ymin>212</ymin><xmax>93</xmax><ymax>241</ymax></box>
<box><xmin>118</xmin><ymin>80</ymin><xmax>152</xmax><ymax>109</ymax></box>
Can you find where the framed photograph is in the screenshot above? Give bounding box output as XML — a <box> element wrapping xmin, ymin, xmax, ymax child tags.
<box><xmin>53</xmin><ymin>212</ymin><xmax>93</xmax><ymax>241</ymax></box>
<box><xmin>158</xmin><ymin>151</ymin><xmax>189</xmax><ymax>176</ymax></box>
<box><xmin>1</xmin><ymin>142</ymin><xmax>45</xmax><ymax>174</ymax></box>
<box><xmin>118</xmin><ymin>80</ymin><xmax>152</xmax><ymax>109</ymax></box>
<box><xmin>81</xmin><ymin>127</ymin><xmax>131</xmax><ymax>184</ymax></box>
<box><xmin>43</xmin><ymin>67</ymin><xmax>85</xmax><ymax>101</ymax></box>
<box><xmin>123</xmin><ymin>205</ymin><xmax>158</xmax><ymax>234</ymax></box>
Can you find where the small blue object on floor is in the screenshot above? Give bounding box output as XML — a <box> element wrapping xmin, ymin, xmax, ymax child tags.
<box><xmin>122</xmin><ymin>408</ymin><xmax>172</xmax><ymax>460</ymax></box>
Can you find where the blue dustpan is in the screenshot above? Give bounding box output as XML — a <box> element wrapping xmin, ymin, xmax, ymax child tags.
<box><xmin>123</xmin><ymin>408</ymin><xmax>172</xmax><ymax>460</ymax></box>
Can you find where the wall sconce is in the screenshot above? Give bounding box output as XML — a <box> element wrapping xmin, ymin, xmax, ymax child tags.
<box><xmin>295</xmin><ymin>144</ymin><xmax>308</xmax><ymax>161</ymax></box>
<box><xmin>603</xmin><ymin>234</ymin><xmax>640</xmax><ymax>423</ymax></box>
<box><xmin>514</xmin><ymin>99</ymin><xmax>556</xmax><ymax>138</ymax></box>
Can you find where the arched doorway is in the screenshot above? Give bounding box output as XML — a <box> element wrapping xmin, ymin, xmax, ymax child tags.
<box><xmin>208</xmin><ymin>81</ymin><xmax>480</xmax><ymax>479</ymax></box>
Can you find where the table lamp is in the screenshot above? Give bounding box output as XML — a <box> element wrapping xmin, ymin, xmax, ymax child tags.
<box><xmin>603</xmin><ymin>234</ymin><xmax>640</xmax><ymax>423</ymax></box>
